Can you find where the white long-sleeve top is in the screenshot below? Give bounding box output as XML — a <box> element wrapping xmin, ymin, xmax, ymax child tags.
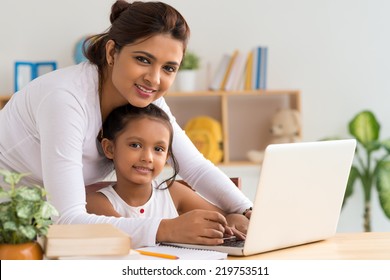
<box><xmin>0</xmin><ymin>62</ymin><xmax>252</xmax><ymax>248</ymax></box>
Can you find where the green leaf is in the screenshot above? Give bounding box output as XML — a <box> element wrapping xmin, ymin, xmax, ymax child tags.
<box><xmin>0</xmin><ymin>169</ymin><xmax>28</xmax><ymax>185</ymax></box>
<box><xmin>16</xmin><ymin>203</ymin><xmax>35</xmax><ymax>219</ymax></box>
<box><xmin>0</xmin><ymin>187</ymin><xmax>10</xmax><ymax>199</ymax></box>
<box><xmin>3</xmin><ymin>221</ymin><xmax>17</xmax><ymax>231</ymax></box>
<box><xmin>19</xmin><ymin>225</ymin><xmax>37</xmax><ymax>241</ymax></box>
<box><xmin>180</xmin><ymin>51</ymin><xmax>200</xmax><ymax>70</ymax></box>
<box><xmin>343</xmin><ymin>166</ymin><xmax>360</xmax><ymax>207</ymax></box>
<box><xmin>349</xmin><ymin>111</ymin><xmax>380</xmax><ymax>150</ymax></box>
<box><xmin>376</xmin><ymin>161</ymin><xmax>390</xmax><ymax>219</ymax></box>
<box><xmin>381</xmin><ymin>139</ymin><xmax>390</xmax><ymax>153</ymax></box>
<box><xmin>16</xmin><ymin>186</ymin><xmax>42</xmax><ymax>201</ymax></box>
<box><xmin>39</xmin><ymin>201</ymin><xmax>59</xmax><ymax>219</ymax></box>
<box><xmin>0</xmin><ymin>202</ymin><xmax>12</xmax><ymax>221</ymax></box>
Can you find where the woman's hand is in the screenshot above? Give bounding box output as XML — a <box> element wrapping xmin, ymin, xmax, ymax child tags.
<box><xmin>225</xmin><ymin>213</ymin><xmax>249</xmax><ymax>240</ymax></box>
<box><xmin>157</xmin><ymin>209</ymin><xmax>228</xmax><ymax>245</ymax></box>
<box><xmin>244</xmin><ymin>209</ymin><xmax>252</xmax><ymax>219</ymax></box>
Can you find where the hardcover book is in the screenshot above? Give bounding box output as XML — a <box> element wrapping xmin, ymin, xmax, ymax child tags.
<box><xmin>42</xmin><ymin>224</ymin><xmax>132</xmax><ymax>259</ymax></box>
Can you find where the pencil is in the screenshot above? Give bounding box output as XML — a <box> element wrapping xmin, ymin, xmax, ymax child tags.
<box><xmin>136</xmin><ymin>249</ymin><xmax>179</xmax><ymax>260</ymax></box>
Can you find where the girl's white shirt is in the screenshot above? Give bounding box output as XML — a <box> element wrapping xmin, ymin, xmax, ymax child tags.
<box><xmin>97</xmin><ymin>181</ymin><xmax>178</xmax><ymax>219</ymax></box>
<box><xmin>0</xmin><ymin>62</ymin><xmax>252</xmax><ymax>248</ymax></box>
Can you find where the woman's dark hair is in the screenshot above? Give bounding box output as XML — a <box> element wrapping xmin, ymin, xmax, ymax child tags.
<box><xmin>84</xmin><ymin>0</ymin><xmax>190</xmax><ymax>88</ymax></box>
<box><xmin>102</xmin><ymin>103</ymin><xmax>179</xmax><ymax>188</ymax></box>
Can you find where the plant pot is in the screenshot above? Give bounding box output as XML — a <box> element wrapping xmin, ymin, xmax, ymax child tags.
<box><xmin>175</xmin><ymin>70</ymin><xmax>197</xmax><ymax>92</ymax></box>
<box><xmin>0</xmin><ymin>242</ymin><xmax>43</xmax><ymax>260</ymax></box>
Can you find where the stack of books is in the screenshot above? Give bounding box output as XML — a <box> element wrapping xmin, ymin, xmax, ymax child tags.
<box><xmin>42</xmin><ymin>224</ymin><xmax>132</xmax><ymax>259</ymax></box>
<box><xmin>209</xmin><ymin>45</ymin><xmax>268</xmax><ymax>91</ymax></box>
<box><xmin>41</xmin><ymin>223</ymin><xmax>226</xmax><ymax>260</ymax></box>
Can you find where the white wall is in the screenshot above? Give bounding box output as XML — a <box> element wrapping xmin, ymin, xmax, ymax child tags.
<box><xmin>1</xmin><ymin>0</ymin><xmax>390</xmax><ymax>231</ymax></box>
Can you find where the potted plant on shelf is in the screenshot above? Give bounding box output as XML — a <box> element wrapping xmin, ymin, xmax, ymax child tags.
<box><xmin>175</xmin><ymin>50</ymin><xmax>200</xmax><ymax>92</ymax></box>
<box><xmin>343</xmin><ymin>110</ymin><xmax>390</xmax><ymax>232</ymax></box>
<box><xmin>0</xmin><ymin>169</ymin><xmax>58</xmax><ymax>260</ymax></box>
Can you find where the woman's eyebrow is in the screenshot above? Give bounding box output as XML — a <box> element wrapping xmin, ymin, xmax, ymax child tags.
<box><xmin>132</xmin><ymin>51</ymin><xmax>180</xmax><ymax>66</ymax></box>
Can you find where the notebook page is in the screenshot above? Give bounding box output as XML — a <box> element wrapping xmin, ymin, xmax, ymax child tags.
<box><xmin>138</xmin><ymin>244</ymin><xmax>227</xmax><ymax>260</ymax></box>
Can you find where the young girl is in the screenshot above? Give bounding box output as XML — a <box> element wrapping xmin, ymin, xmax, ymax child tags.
<box><xmin>86</xmin><ymin>103</ymin><xmax>247</xmax><ymax>244</ymax></box>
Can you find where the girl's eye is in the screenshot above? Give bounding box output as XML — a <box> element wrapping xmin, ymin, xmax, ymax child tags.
<box><xmin>136</xmin><ymin>56</ymin><xmax>150</xmax><ymax>64</ymax></box>
<box><xmin>130</xmin><ymin>143</ymin><xmax>141</xmax><ymax>148</ymax></box>
<box><xmin>155</xmin><ymin>146</ymin><xmax>165</xmax><ymax>152</ymax></box>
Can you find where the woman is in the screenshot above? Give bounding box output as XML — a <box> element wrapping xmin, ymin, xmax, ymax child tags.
<box><xmin>0</xmin><ymin>0</ymin><xmax>252</xmax><ymax>248</ymax></box>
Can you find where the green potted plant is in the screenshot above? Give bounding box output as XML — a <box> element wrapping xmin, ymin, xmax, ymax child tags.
<box><xmin>0</xmin><ymin>169</ymin><xmax>58</xmax><ymax>259</ymax></box>
<box><xmin>344</xmin><ymin>110</ymin><xmax>390</xmax><ymax>232</ymax></box>
<box><xmin>176</xmin><ymin>50</ymin><xmax>201</xmax><ymax>92</ymax></box>
<box><xmin>179</xmin><ymin>51</ymin><xmax>201</xmax><ymax>71</ymax></box>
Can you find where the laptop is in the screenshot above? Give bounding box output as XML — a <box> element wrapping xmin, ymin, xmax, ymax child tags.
<box><xmin>163</xmin><ymin>139</ymin><xmax>357</xmax><ymax>256</ymax></box>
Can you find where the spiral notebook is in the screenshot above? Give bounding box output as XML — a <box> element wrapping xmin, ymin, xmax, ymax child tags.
<box><xmin>137</xmin><ymin>244</ymin><xmax>227</xmax><ymax>260</ymax></box>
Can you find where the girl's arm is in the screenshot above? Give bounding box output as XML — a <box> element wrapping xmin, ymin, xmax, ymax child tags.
<box><xmin>86</xmin><ymin>183</ymin><xmax>231</xmax><ymax>246</ymax></box>
<box><xmin>168</xmin><ymin>181</ymin><xmax>226</xmax><ymax>215</ymax></box>
<box><xmin>86</xmin><ymin>192</ymin><xmax>121</xmax><ymax>217</ymax></box>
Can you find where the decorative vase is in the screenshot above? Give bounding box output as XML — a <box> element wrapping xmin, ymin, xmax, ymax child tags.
<box><xmin>175</xmin><ymin>70</ymin><xmax>197</xmax><ymax>92</ymax></box>
<box><xmin>0</xmin><ymin>242</ymin><xmax>43</xmax><ymax>260</ymax></box>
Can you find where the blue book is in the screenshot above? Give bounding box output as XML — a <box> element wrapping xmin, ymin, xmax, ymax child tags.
<box><xmin>255</xmin><ymin>46</ymin><xmax>262</xmax><ymax>89</ymax></box>
<box><xmin>251</xmin><ymin>47</ymin><xmax>258</xmax><ymax>90</ymax></box>
<box><xmin>260</xmin><ymin>47</ymin><xmax>268</xmax><ymax>89</ymax></box>
<box><xmin>252</xmin><ymin>46</ymin><xmax>268</xmax><ymax>90</ymax></box>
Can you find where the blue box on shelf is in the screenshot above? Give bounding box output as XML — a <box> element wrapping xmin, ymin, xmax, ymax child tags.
<box><xmin>14</xmin><ymin>61</ymin><xmax>57</xmax><ymax>92</ymax></box>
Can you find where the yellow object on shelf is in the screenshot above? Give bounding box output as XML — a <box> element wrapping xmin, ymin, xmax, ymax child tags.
<box><xmin>185</xmin><ymin>116</ymin><xmax>224</xmax><ymax>164</ymax></box>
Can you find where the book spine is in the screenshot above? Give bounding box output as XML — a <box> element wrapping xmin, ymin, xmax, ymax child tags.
<box><xmin>260</xmin><ymin>47</ymin><xmax>268</xmax><ymax>89</ymax></box>
<box><xmin>244</xmin><ymin>51</ymin><xmax>253</xmax><ymax>91</ymax></box>
<box><xmin>251</xmin><ymin>47</ymin><xmax>258</xmax><ymax>90</ymax></box>
<box><xmin>255</xmin><ymin>47</ymin><xmax>262</xmax><ymax>89</ymax></box>
<box><xmin>225</xmin><ymin>52</ymin><xmax>246</xmax><ymax>91</ymax></box>
<box><xmin>220</xmin><ymin>50</ymin><xmax>238</xmax><ymax>90</ymax></box>
<box><xmin>209</xmin><ymin>54</ymin><xmax>230</xmax><ymax>91</ymax></box>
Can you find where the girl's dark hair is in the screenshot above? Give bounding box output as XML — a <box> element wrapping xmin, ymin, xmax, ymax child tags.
<box><xmin>102</xmin><ymin>103</ymin><xmax>179</xmax><ymax>188</ymax></box>
<box><xmin>84</xmin><ymin>0</ymin><xmax>190</xmax><ymax>88</ymax></box>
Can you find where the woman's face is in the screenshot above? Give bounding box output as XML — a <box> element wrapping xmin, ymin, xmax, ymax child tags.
<box><xmin>107</xmin><ymin>34</ymin><xmax>184</xmax><ymax>108</ymax></box>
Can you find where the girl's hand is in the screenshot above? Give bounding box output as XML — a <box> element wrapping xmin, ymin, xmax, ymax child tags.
<box><xmin>157</xmin><ymin>209</ymin><xmax>228</xmax><ymax>245</ymax></box>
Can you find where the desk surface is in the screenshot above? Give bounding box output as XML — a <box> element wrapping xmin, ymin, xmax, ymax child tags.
<box><xmin>228</xmin><ymin>232</ymin><xmax>390</xmax><ymax>260</ymax></box>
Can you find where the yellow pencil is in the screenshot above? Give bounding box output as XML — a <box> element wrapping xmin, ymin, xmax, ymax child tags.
<box><xmin>136</xmin><ymin>249</ymin><xmax>179</xmax><ymax>260</ymax></box>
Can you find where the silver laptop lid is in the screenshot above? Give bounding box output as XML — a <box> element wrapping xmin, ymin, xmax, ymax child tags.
<box><xmin>243</xmin><ymin>139</ymin><xmax>356</xmax><ymax>255</ymax></box>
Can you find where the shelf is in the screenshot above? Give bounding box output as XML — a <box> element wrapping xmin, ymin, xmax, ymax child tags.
<box><xmin>0</xmin><ymin>95</ymin><xmax>11</xmax><ymax>109</ymax></box>
<box><xmin>165</xmin><ymin>90</ymin><xmax>301</xmax><ymax>165</ymax></box>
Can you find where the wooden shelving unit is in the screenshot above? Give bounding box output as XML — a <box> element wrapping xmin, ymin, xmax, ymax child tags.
<box><xmin>165</xmin><ymin>89</ymin><xmax>301</xmax><ymax>165</ymax></box>
<box><xmin>0</xmin><ymin>95</ymin><xmax>11</xmax><ymax>109</ymax></box>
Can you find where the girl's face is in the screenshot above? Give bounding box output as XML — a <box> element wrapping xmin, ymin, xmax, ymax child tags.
<box><xmin>106</xmin><ymin>34</ymin><xmax>184</xmax><ymax>108</ymax></box>
<box><xmin>106</xmin><ymin>117</ymin><xmax>171</xmax><ymax>186</ymax></box>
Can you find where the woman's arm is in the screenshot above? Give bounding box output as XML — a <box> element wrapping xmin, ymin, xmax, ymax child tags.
<box><xmin>168</xmin><ymin>181</ymin><xmax>248</xmax><ymax>240</ymax></box>
<box><xmin>155</xmin><ymin>97</ymin><xmax>253</xmax><ymax>214</ymax></box>
<box><xmin>36</xmin><ymin>92</ymin><xmax>164</xmax><ymax>248</ymax></box>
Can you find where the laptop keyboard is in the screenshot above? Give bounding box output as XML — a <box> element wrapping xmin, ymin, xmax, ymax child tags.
<box><xmin>220</xmin><ymin>237</ymin><xmax>245</xmax><ymax>248</ymax></box>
